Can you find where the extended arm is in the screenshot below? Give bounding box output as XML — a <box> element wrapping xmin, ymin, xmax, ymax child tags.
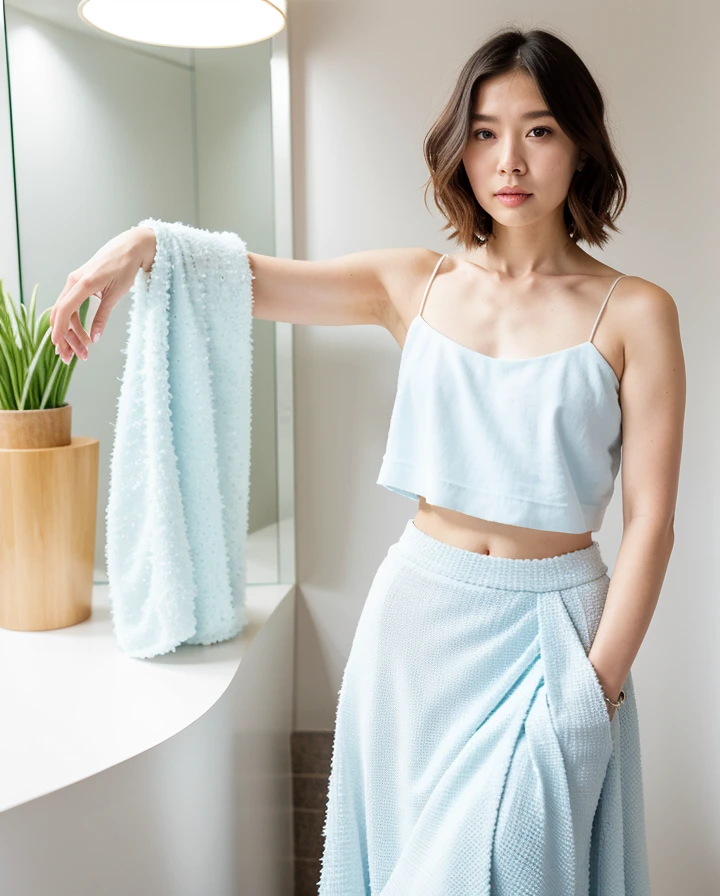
<box><xmin>248</xmin><ymin>247</ymin><xmax>431</xmax><ymax>328</ymax></box>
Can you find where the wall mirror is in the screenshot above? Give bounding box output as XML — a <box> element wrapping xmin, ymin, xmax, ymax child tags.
<box><xmin>0</xmin><ymin>0</ymin><xmax>296</xmax><ymax>586</ymax></box>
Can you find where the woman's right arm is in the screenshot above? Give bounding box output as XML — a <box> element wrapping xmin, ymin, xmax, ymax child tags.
<box><xmin>50</xmin><ymin>226</ymin><xmax>429</xmax><ymax>361</ymax></box>
<box><xmin>130</xmin><ymin>231</ymin><xmax>396</xmax><ymax>328</ymax></box>
<box><xmin>138</xmin><ymin>230</ymin><xmax>421</xmax><ymax>329</ymax></box>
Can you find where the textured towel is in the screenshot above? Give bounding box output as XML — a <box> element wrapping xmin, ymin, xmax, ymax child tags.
<box><xmin>105</xmin><ymin>219</ymin><xmax>254</xmax><ymax>659</ymax></box>
<box><xmin>319</xmin><ymin>519</ymin><xmax>651</xmax><ymax>895</ymax></box>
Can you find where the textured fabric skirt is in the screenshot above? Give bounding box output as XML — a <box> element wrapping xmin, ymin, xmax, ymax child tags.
<box><xmin>318</xmin><ymin>519</ymin><xmax>651</xmax><ymax>896</ymax></box>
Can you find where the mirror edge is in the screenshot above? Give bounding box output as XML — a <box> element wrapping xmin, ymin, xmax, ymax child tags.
<box><xmin>270</xmin><ymin>2</ymin><xmax>296</xmax><ymax>586</ymax></box>
<box><xmin>0</xmin><ymin>1</ymin><xmax>21</xmax><ymax>303</ymax></box>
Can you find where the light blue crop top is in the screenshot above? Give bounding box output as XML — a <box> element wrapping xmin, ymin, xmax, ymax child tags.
<box><xmin>376</xmin><ymin>254</ymin><xmax>625</xmax><ymax>534</ymax></box>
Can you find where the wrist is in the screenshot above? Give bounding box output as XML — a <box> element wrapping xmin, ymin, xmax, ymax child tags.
<box><xmin>588</xmin><ymin>654</ymin><xmax>625</xmax><ymax>704</ymax></box>
<box><xmin>133</xmin><ymin>226</ymin><xmax>157</xmax><ymax>273</ymax></box>
<box><xmin>603</xmin><ymin>688</ymin><xmax>626</xmax><ymax>708</ymax></box>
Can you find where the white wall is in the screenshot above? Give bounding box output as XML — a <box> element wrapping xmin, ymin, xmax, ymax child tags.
<box><xmin>287</xmin><ymin>1</ymin><xmax>719</xmax><ymax>891</ymax></box>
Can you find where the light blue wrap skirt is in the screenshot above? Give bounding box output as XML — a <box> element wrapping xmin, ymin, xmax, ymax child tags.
<box><xmin>318</xmin><ymin>519</ymin><xmax>651</xmax><ymax>896</ymax></box>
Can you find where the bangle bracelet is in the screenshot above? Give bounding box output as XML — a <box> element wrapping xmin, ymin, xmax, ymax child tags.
<box><xmin>604</xmin><ymin>688</ymin><xmax>626</xmax><ymax>709</ymax></box>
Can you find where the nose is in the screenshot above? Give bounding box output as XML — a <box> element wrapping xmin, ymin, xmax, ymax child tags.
<box><xmin>497</xmin><ymin>140</ymin><xmax>526</xmax><ymax>176</ymax></box>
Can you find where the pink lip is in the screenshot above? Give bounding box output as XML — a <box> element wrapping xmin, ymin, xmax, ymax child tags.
<box><xmin>496</xmin><ymin>193</ymin><xmax>532</xmax><ymax>206</ymax></box>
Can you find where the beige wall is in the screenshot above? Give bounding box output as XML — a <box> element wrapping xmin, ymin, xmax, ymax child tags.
<box><xmin>287</xmin><ymin>0</ymin><xmax>719</xmax><ymax>891</ymax></box>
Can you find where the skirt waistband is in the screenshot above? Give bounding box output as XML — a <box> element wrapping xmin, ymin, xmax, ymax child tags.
<box><xmin>392</xmin><ymin>519</ymin><xmax>609</xmax><ymax>592</ymax></box>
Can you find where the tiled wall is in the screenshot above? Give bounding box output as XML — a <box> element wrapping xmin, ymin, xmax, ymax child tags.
<box><xmin>291</xmin><ymin>731</ymin><xmax>334</xmax><ymax>895</ymax></box>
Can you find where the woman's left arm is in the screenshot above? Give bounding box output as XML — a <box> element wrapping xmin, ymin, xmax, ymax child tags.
<box><xmin>588</xmin><ymin>279</ymin><xmax>686</xmax><ymax>719</ymax></box>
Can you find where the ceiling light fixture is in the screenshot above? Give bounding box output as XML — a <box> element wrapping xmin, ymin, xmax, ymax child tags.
<box><xmin>77</xmin><ymin>0</ymin><xmax>286</xmax><ymax>49</ymax></box>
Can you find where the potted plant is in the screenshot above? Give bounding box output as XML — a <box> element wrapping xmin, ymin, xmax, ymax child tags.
<box><xmin>0</xmin><ymin>279</ymin><xmax>99</xmax><ymax>631</ymax></box>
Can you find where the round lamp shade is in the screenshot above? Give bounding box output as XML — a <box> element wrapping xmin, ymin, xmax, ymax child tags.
<box><xmin>77</xmin><ymin>0</ymin><xmax>286</xmax><ymax>49</ymax></box>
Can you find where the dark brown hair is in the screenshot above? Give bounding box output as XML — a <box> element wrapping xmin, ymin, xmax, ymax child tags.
<box><xmin>423</xmin><ymin>26</ymin><xmax>628</xmax><ymax>250</ymax></box>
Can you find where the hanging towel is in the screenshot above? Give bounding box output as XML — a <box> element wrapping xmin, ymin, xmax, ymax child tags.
<box><xmin>104</xmin><ymin>218</ymin><xmax>254</xmax><ymax>659</ymax></box>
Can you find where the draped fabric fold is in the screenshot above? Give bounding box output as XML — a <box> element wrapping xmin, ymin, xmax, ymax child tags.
<box><xmin>318</xmin><ymin>519</ymin><xmax>651</xmax><ymax>896</ymax></box>
<box><xmin>105</xmin><ymin>219</ymin><xmax>254</xmax><ymax>658</ymax></box>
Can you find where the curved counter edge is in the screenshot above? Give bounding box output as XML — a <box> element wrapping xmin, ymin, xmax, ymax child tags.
<box><xmin>0</xmin><ymin>581</ymin><xmax>296</xmax><ymax>813</ymax></box>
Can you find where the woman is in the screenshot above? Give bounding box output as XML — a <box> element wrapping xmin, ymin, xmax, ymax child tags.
<box><xmin>50</xmin><ymin>26</ymin><xmax>684</xmax><ymax>896</ymax></box>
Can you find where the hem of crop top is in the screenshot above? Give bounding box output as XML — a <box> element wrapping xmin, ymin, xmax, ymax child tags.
<box><xmin>376</xmin><ymin>457</ymin><xmax>607</xmax><ymax>535</ymax></box>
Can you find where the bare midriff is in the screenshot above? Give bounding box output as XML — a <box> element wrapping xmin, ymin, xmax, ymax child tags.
<box><xmin>413</xmin><ymin>497</ymin><xmax>593</xmax><ymax>559</ymax></box>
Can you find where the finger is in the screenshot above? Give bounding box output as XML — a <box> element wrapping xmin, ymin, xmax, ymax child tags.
<box><xmin>69</xmin><ymin>310</ymin><xmax>92</xmax><ymax>350</ymax></box>
<box><xmin>65</xmin><ymin>328</ymin><xmax>88</xmax><ymax>360</ymax></box>
<box><xmin>53</xmin><ymin>326</ymin><xmax>75</xmax><ymax>360</ymax></box>
<box><xmin>51</xmin><ymin>273</ymin><xmax>81</xmax><ymax>334</ymax></box>
<box><xmin>54</xmin><ymin>335</ymin><xmax>73</xmax><ymax>363</ymax></box>
<box><xmin>59</xmin><ymin>328</ymin><xmax>88</xmax><ymax>363</ymax></box>
<box><xmin>51</xmin><ymin>274</ymin><xmax>95</xmax><ymax>345</ymax></box>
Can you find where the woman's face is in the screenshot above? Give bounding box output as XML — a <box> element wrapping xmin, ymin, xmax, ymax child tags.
<box><xmin>461</xmin><ymin>69</ymin><xmax>584</xmax><ymax>231</ymax></box>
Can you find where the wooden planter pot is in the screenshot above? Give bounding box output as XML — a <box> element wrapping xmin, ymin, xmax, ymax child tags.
<box><xmin>0</xmin><ymin>404</ymin><xmax>99</xmax><ymax>631</ymax></box>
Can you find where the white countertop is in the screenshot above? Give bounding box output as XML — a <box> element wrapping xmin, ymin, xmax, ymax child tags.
<box><xmin>0</xmin><ymin>580</ymin><xmax>295</xmax><ymax>813</ymax></box>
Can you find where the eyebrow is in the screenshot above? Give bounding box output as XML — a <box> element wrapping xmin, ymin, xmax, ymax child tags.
<box><xmin>469</xmin><ymin>110</ymin><xmax>555</xmax><ymax>123</ymax></box>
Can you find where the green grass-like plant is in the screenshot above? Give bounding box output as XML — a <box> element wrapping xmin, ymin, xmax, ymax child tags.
<box><xmin>0</xmin><ymin>279</ymin><xmax>90</xmax><ymax>411</ymax></box>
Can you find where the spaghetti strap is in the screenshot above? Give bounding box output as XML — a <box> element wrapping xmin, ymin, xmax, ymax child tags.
<box><xmin>418</xmin><ymin>253</ymin><xmax>448</xmax><ymax>319</ymax></box>
<box><xmin>589</xmin><ymin>274</ymin><xmax>626</xmax><ymax>344</ymax></box>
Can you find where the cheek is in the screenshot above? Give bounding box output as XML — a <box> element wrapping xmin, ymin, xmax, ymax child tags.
<box><xmin>528</xmin><ymin>157</ymin><xmax>573</xmax><ymax>196</ymax></box>
<box><xmin>461</xmin><ymin>145</ymin><xmax>474</xmax><ymax>173</ymax></box>
<box><xmin>541</xmin><ymin>150</ymin><xmax>577</xmax><ymax>179</ymax></box>
<box><xmin>463</xmin><ymin>147</ymin><xmax>492</xmax><ymax>187</ymax></box>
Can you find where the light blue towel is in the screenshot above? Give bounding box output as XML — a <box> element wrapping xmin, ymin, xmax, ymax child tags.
<box><xmin>105</xmin><ymin>219</ymin><xmax>254</xmax><ymax>659</ymax></box>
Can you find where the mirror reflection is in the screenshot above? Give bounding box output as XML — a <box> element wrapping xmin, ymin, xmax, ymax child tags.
<box><xmin>3</xmin><ymin>0</ymin><xmax>292</xmax><ymax>584</ymax></box>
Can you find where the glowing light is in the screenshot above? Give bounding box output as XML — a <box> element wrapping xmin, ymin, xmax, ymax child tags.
<box><xmin>77</xmin><ymin>0</ymin><xmax>286</xmax><ymax>49</ymax></box>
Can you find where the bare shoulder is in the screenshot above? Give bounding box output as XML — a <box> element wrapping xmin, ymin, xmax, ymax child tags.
<box><xmin>614</xmin><ymin>275</ymin><xmax>684</xmax><ymax>386</ymax></box>
<box><xmin>616</xmin><ymin>275</ymin><xmax>682</xmax><ymax>347</ymax></box>
<box><xmin>373</xmin><ymin>247</ymin><xmax>447</xmax><ymax>344</ymax></box>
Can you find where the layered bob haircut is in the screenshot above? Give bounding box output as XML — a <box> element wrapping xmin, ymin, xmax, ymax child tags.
<box><xmin>423</xmin><ymin>27</ymin><xmax>628</xmax><ymax>251</ymax></box>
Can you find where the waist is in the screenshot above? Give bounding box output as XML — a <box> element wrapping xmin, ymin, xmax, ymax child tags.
<box><xmin>414</xmin><ymin>499</ymin><xmax>594</xmax><ymax>560</ymax></box>
<box><xmin>394</xmin><ymin>518</ymin><xmax>607</xmax><ymax>591</ymax></box>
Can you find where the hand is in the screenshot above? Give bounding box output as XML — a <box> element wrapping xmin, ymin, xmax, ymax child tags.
<box><xmin>50</xmin><ymin>227</ymin><xmax>157</xmax><ymax>364</ymax></box>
